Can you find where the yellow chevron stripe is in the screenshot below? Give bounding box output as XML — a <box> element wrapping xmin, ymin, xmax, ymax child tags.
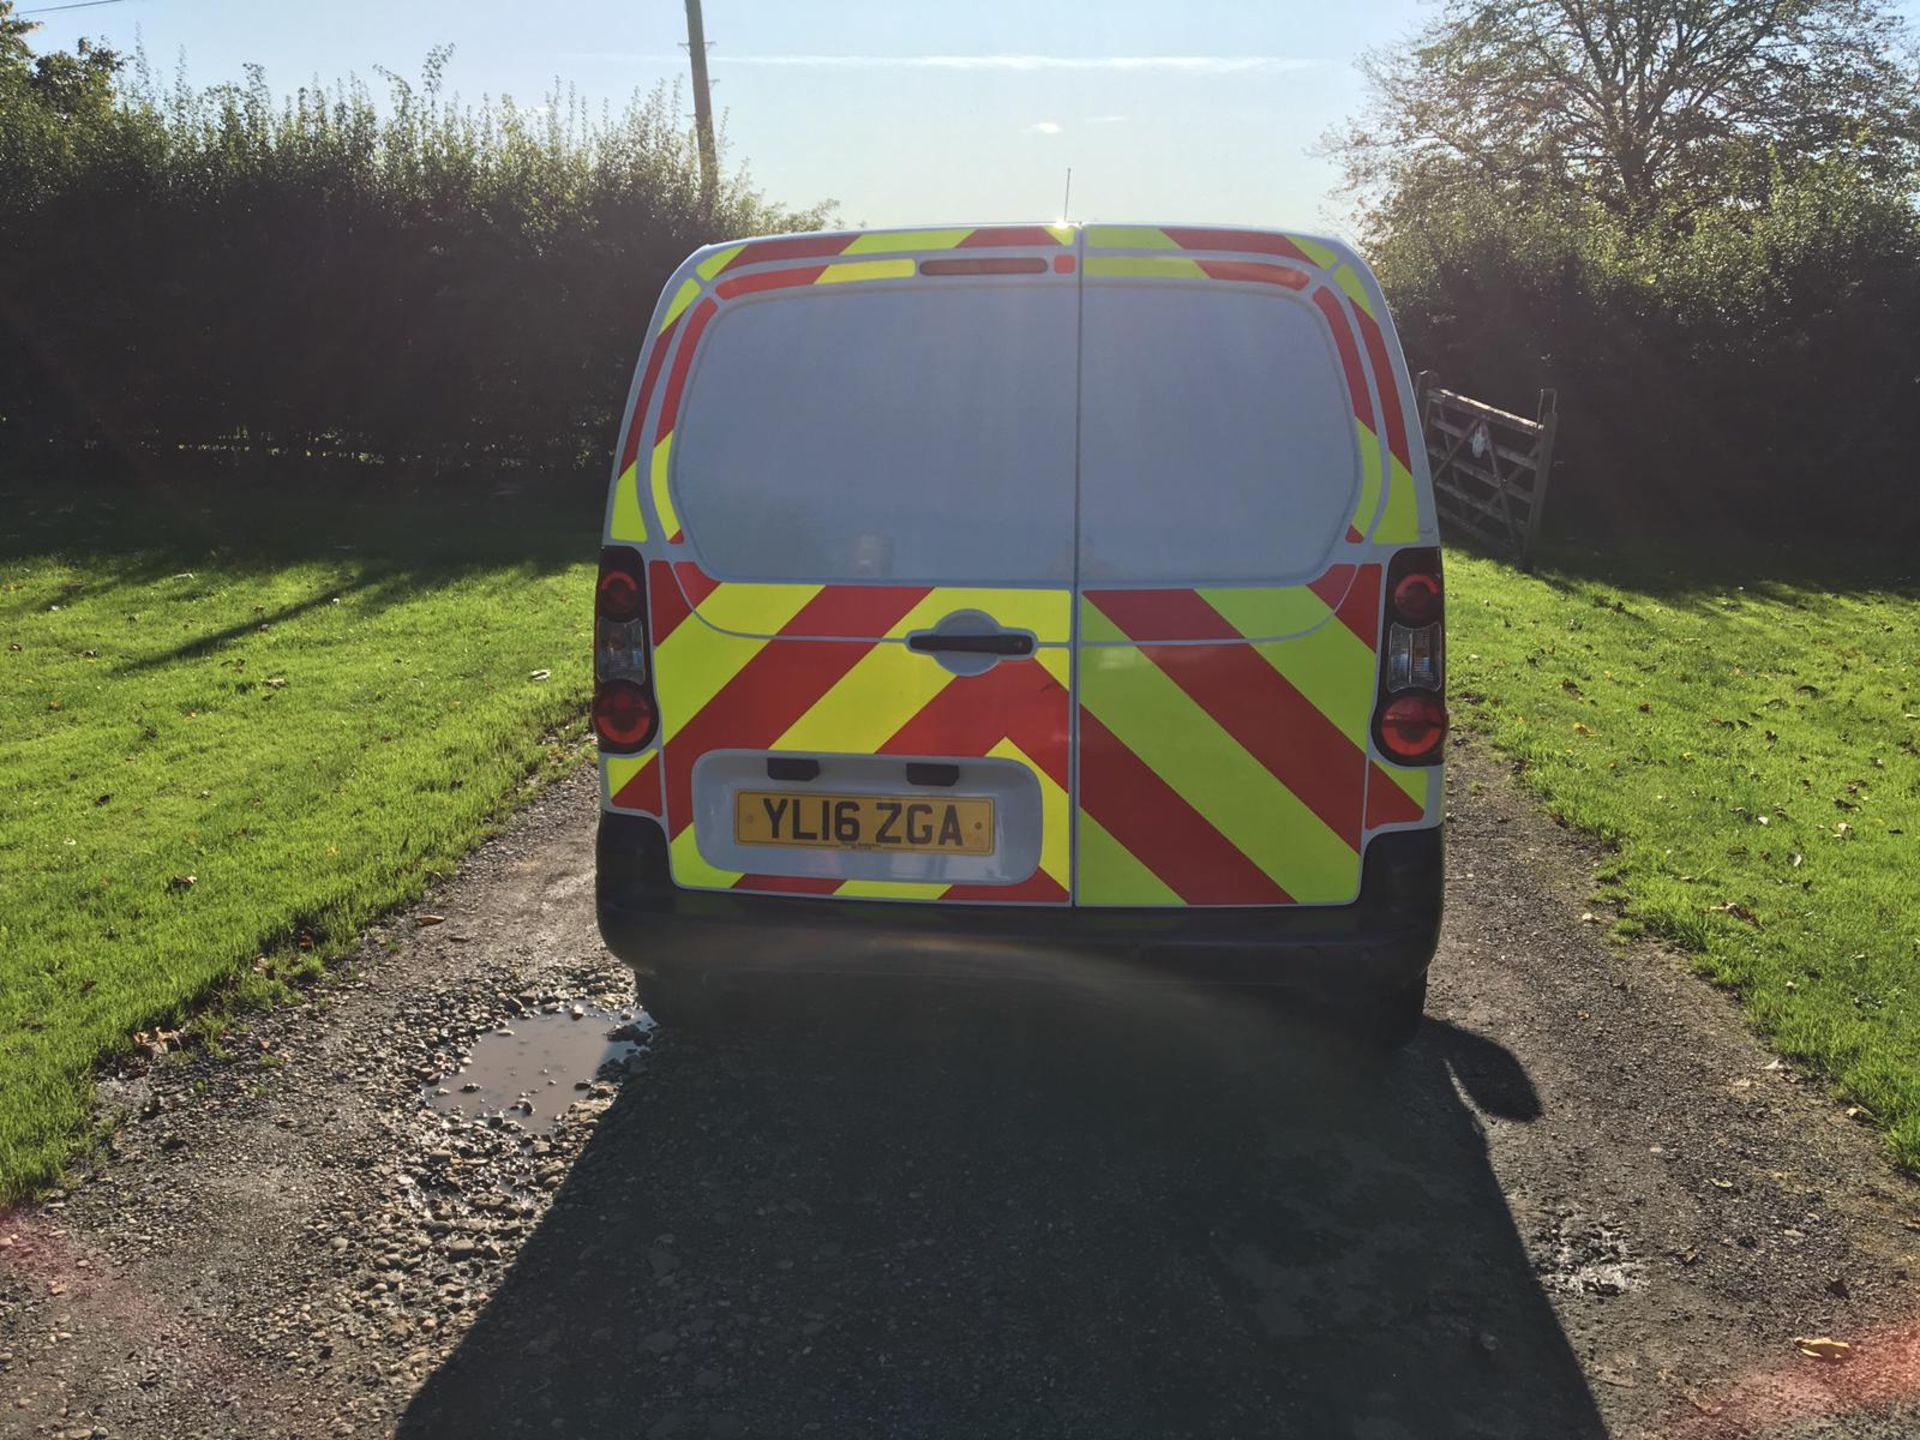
<box><xmin>1032</xmin><ymin>644</ymin><xmax>1069</xmax><ymax>688</ymax></box>
<box><xmin>1195</xmin><ymin>591</ymin><xmax>1379</xmax><ymax>749</ymax></box>
<box><xmin>1077</xmin><ymin>809</ymin><xmax>1180</xmax><ymax>906</ymax></box>
<box><xmin>1332</xmin><ymin>264</ymin><xmax>1377</xmax><ymax>320</ymax></box>
<box><xmin>1085</xmin><ymin>225</ymin><xmax>1178</xmax><ymax>250</ymax></box>
<box><xmin>1191</xmin><ymin>584</ymin><xmax>1333</xmax><ymax>641</ymax></box>
<box><xmin>675</xmin><ymin>583</ymin><xmax>1071</xmax><ymax>645</ymax></box>
<box><xmin>1080</xmin><ymin>602</ymin><xmax>1359</xmax><ymax>901</ymax></box>
<box><xmin>834</xmin><ymin>878</ymin><xmax>950</xmax><ymax>900</ymax></box>
<box><xmin>603</xmin><ymin>752</ymin><xmax>654</xmax><ymax>803</ymax></box>
<box><xmin>842</xmin><ymin>229</ymin><xmax>970</xmax><ymax>254</ymax></box>
<box><xmin>695</xmin><ymin>244</ymin><xmax>745</xmax><ymax>279</ymax></box>
<box><xmin>1352</xmin><ymin>418</ymin><xmax>1383</xmax><ymax>535</ymax></box>
<box><xmin>1287</xmin><ymin>234</ymin><xmax>1338</xmax><ymax>268</ymax></box>
<box><xmin>659</xmin><ymin>278</ymin><xmax>702</xmax><ymax>332</ymax></box>
<box><xmin>652</xmin><ymin>586</ymin><xmax>821</xmax><ymax>739</ymax></box>
<box><xmin>772</xmin><ymin>640</ymin><xmax>955</xmax><ymax>755</ymax></box>
<box><xmin>1044</xmin><ymin>224</ymin><xmax>1077</xmax><ymax>245</ymax></box>
<box><xmin>679</xmin><ymin>579</ymin><xmax>824</xmax><ymax>640</ymax></box>
<box><xmin>670</xmin><ymin>825</ymin><xmax>740</xmax><ymax>890</ymax></box>
<box><xmin>650</xmin><ymin>436</ymin><xmax>681</xmax><ymax>538</ymax></box>
<box><xmin>1258</xmin><ymin>627</ymin><xmax>1379</xmax><ymax>750</ymax></box>
<box><xmin>989</xmin><ymin>736</ymin><xmax>1068</xmax><ymax>891</ymax></box>
<box><xmin>1086</xmin><ymin>256</ymin><xmax>1207</xmax><ymax>281</ymax></box>
<box><xmin>608</xmin><ymin>461</ymin><xmax>648</xmax><ymax>542</ymax></box>
<box><xmin>815</xmin><ymin>258</ymin><xmax>916</xmax><ymax>285</ymax></box>
<box><xmin>1378</xmin><ymin>760</ymin><xmax>1430</xmax><ymax>808</ymax></box>
<box><xmin>1377</xmin><ymin>454</ymin><xmax>1421</xmax><ymax>542</ymax></box>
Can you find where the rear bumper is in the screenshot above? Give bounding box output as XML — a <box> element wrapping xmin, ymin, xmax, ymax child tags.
<box><xmin>596</xmin><ymin>811</ymin><xmax>1443</xmax><ymax>1001</ymax></box>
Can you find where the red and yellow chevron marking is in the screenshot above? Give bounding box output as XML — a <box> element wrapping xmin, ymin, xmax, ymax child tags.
<box><xmin>606</xmin><ymin>226</ymin><xmax>1437</xmax><ymax>909</ymax></box>
<box><xmin>628</xmin><ymin>560</ymin><xmax>1073</xmax><ymax>903</ymax></box>
<box><xmin>603</xmin><ymin>558</ymin><xmax>1434</xmax><ymax>908</ymax></box>
<box><xmin>607</xmin><ymin>751</ymin><xmax>661</xmax><ymax>814</ymax></box>
<box><xmin>1076</xmin><ymin>566</ymin><xmax>1425</xmax><ymax>906</ymax></box>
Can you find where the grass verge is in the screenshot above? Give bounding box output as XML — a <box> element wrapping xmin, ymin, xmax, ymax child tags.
<box><xmin>1448</xmin><ymin>546</ymin><xmax>1920</xmax><ymax>1169</ymax></box>
<box><xmin>0</xmin><ymin>464</ymin><xmax>595</xmax><ymax>1201</ymax></box>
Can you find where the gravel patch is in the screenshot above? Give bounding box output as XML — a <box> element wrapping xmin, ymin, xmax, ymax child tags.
<box><xmin>2</xmin><ymin>750</ymin><xmax>1918</xmax><ymax>1439</ymax></box>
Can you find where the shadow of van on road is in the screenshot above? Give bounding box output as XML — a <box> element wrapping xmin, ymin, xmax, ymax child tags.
<box><xmin>400</xmin><ymin>956</ymin><xmax>1604</xmax><ymax>1440</ymax></box>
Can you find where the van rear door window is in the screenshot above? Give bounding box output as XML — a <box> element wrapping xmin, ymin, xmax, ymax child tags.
<box><xmin>671</xmin><ymin>285</ymin><xmax>1078</xmax><ymax>584</ymax></box>
<box><xmin>1078</xmin><ymin>285</ymin><xmax>1359</xmax><ymax>584</ymax></box>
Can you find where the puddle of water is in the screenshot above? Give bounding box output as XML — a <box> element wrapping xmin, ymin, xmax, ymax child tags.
<box><xmin>423</xmin><ymin>1007</ymin><xmax>653</xmax><ymax>1132</ymax></box>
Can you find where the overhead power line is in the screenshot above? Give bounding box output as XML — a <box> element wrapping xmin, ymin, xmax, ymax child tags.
<box><xmin>20</xmin><ymin>0</ymin><xmax>137</xmax><ymax>14</ymax></box>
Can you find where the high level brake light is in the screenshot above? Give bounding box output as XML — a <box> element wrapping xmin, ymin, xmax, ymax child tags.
<box><xmin>1374</xmin><ymin>547</ymin><xmax>1447</xmax><ymax>765</ymax></box>
<box><xmin>594</xmin><ymin>546</ymin><xmax>657</xmax><ymax>753</ymax></box>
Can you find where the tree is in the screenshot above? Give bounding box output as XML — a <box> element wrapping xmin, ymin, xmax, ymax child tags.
<box><xmin>1331</xmin><ymin>0</ymin><xmax>1920</xmax><ymax>232</ymax></box>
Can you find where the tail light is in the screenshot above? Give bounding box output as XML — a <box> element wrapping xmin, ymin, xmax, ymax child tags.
<box><xmin>1374</xmin><ymin>547</ymin><xmax>1447</xmax><ymax>765</ymax></box>
<box><xmin>594</xmin><ymin>546</ymin><xmax>657</xmax><ymax>752</ymax></box>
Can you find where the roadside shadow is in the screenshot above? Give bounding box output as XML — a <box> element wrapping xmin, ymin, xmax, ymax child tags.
<box><xmin>1497</xmin><ymin>535</ymin><xmax>1920</xmax><ymax>607</ymax></box>
<box><xmin>0</xmin><ymin>450</ymin><xmax>599</xmax><ymax>583</ymax></box>
<box><xmin>400</xmin><ymin>967</ymin><xmax>1602</xmax><ymax>1439</ymax></box>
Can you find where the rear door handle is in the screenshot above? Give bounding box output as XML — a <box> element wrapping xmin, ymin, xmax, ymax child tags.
<box><xmin>908</xmin><ymin>632</ymin><xmax>1034</xmax><ymax>656</ymax></box>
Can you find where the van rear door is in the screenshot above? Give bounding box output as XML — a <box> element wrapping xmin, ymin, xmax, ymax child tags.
<box><xmin>1069</xmin><ymin>227</ymin><xmax>1425</xmax><ymax>907</ymax></box>
<box><xmin>637</xmin><ymin>229</ymin><xmax>1079</xmax><ymax>903</ymax></box>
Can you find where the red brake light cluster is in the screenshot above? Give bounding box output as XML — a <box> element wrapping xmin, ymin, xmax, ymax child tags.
<box><xmin>1391</xmin><ymin>570</ymin><xmax>1442</xmax><ymax>626</ymax></box>
<box><xmin>593</xmin><ymin>680</ymin><xmax>655</xmax><ymax>749</ymax></box>
<box><xmin>1374</xmin><ymin>548</ymin><xmax>1447</xmax><ymax>766</ymax></box>
<box><xmin>596</xmin><ymin>566</ymin><xmax>644</xmax><ymax>623</ymax></box>
<box><xmin>594</xmin><ymin>547</ymin><xmax>657</xmax><ymax>753</ymax></box>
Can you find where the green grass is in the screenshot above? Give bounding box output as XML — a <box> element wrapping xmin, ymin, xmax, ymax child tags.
<box><xmin>0</xmin><ymin>467</ymin><xmax>596</xmax><ymax>1201</ymax></box>
<box><xmin>1449</xmin><ymin>546</ymin><xmax>1920</xmax><ymax>1168</ymax></box>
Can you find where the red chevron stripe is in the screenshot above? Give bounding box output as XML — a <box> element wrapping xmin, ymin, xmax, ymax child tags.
<box><xmin>1334</xmin><ymin>564</ymin><xmax>1382</xmax><ymax>645</ymax></box>
<box><xmin>1086</xmin><ymin>592</ymin><xmax>1365</xmax><ymax>851</ymax></box>
<box><xmin>611</xmin><ymin>752</ymin><xmax>660</xmax><ymax>812</ymax></box>
<box><xmin>1313</xmin><ymin>287</ymin><xmax>1373</xmax><ymax>430</ymax></box>
<box><xmin>1307</xmin><ymin>564</ymin><xmax>1356</xmax><ymax>612</ymax></box>
<box><xmin>1195</xmin><ymin>259</ymin><xmax>1309</xmax><ymax>290</ymax></box>
<box><xmin>649</xmin><ymin>561</ymin><xmax>694</xmax><ymax>647</ymax></box>
<box><xmin>1352</xmin><ymin>303</ymin><xmax>1411</xmax><ymax>473</ymax></box>
<box><xmin>1077</xmin><ymin>709</ymin><xmax>1291</xmax><ymax>905</ymax></box>
<box><xmin>720</xmin><ymin>234</ymin><xmax>855</xmax><ymax>271</ymax></box>
<box><xmin>661</xmin><ymin>589</ymin><xmax>931</xmax><ymax>838</ymax></box>
<box><xmin>715</xmin><ymin>264</ymin><xmax>828</xmax><ymax>300</ymax></box>
<box><xmin>958</xmin><ymin>226</ymin><xmax>1069</xmax><ymax>248</ymax></box>
<box><xmin>673</xmin><ymin>562</ymin><xmax>721</xmax><ymax>608</ymax></box>
<box><xmin>1163</xmin><ymin>227</ymin><xmax>1318</xmax><ymax>264</ymax></box>
<box><xmin>1366</xmin><ymin>763</ymin><xmax>1429</xmax><ymax>828</ymax></box>
<box><xmin>656</xmin><ymin>298</ymin><xmax>717</xmax><ymax>439</ymax></box>
<box><xmin>877</xmin><ymin>659</ymin><xmax>1069</xmax><ymax>788</ymax></box>
<box><xmin>620</xmin><ymin>311</ymin><xmax>680</xmax><ymax>471</ymax></box>
<box><xmin>1082</xmin><ymin>587</ymin><xmax>1236</xmax><ymax>644</ymax></box>
<box><xmin>943</xmin><ymin>870</ymin><xmax>1068</xmax><ymax>903</ymax></box>
<box><xmin>735</xmin><ymin>873</ymin><xmax>842</xmax><ymax>894</ymax></box>
<box><xmin>777</xmin><ymin>584</ymin><xmax>932</xmax><ymax>639</ymax></box>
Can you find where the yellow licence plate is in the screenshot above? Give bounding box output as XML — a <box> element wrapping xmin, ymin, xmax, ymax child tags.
<box><xmin>734</xmin><ymin>790</ymin><xmax>994</xmax><ymax>855</ymax></box>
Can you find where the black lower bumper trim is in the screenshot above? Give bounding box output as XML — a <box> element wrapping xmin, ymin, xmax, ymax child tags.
<box><xmin>596</xmin><ymin>811</ymin><xmax>1443</xmax><ymax>999</ymax></box>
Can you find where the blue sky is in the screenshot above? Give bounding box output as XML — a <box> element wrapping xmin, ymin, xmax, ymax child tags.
<box><xmin>23</xmin><ymin>0</ymin><xmax>1920</xmax><ymax>235</ymax></box>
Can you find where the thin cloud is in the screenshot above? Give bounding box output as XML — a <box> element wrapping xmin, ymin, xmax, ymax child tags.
<box><xmin>571</xmin><ymin>53</ymin><xmax>1317</xmax><ymax>75</ymax></box>
<box><xmin>1087</xmin><ymin>114</ymin><xmax>1128</xmax><ymax>125</ymax></box>
<box><xmin>1025</xmin><ymin>120</ymin><xmax>1064</xmax><ymax>135</ymax></box>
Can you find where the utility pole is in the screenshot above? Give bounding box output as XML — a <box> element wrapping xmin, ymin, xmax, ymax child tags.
<box><xmin>683</xmin><ymin>0</ymin><xmax>718</xmax><ymax>212</ymax></box>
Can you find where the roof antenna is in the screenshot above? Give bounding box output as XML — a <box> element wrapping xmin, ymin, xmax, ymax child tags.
<box><xmin>1061</xmin><ymin>167</ymin><xmax>1073</xmax><ymax>223</ymax></box>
